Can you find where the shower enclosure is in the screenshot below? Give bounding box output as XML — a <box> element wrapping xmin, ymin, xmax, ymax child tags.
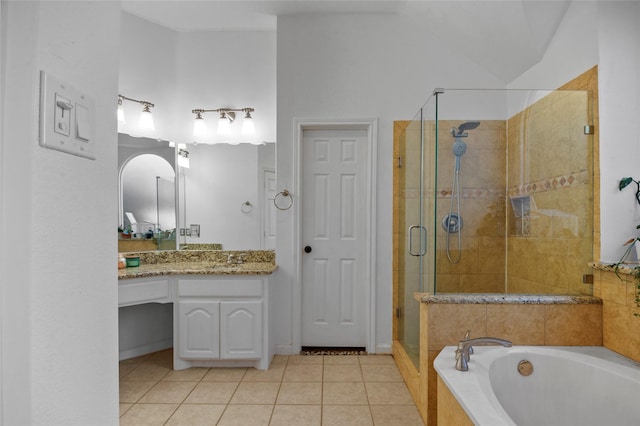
<box><xmin>394</xmin><ymin>86</ymin><xmax>595</xmax><ymax>367</ymax></box>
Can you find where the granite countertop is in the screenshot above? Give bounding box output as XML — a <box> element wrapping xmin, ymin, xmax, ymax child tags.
<box><xmin>589</xmin><ymin>261</ymin><xmax>638</xmax><ymax>276</ymax></box>
<box><xmin>415</xmin><ymin>293</ymin><xmax>602</xmax><ymax>305</ymax></box>
<box><xmin>118</xmin><ymin>250</ymin><xmax>277</xmax><ymax>280</ymax></box>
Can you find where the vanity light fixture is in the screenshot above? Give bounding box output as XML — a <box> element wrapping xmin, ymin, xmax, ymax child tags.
<box><xmin>177</xmin><ymin>143</ymin><xmax>190</xmax><ymax>168</ymax></box>
<box><xmin>117</xmin><ymin>95</ymin><xmax>126</xmax><ymax>125</ymax></box>
<box><xmin>118</xmin><ymin>94</ymin><xmax>155</xmax><ymax>131</ymax></box>
<box><xmin>191</xmin><ymin>107</ymin><xmax>256</xmax><ymax>139</ymax></box>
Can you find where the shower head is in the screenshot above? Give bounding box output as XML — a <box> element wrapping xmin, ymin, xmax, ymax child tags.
<box><xmin>451</xmin><ymin>121</ymin><xmax>481</xmax><ymax>138</ymax></box>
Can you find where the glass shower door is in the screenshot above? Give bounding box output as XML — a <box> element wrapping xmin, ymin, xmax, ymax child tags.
<box><xmin>397</xmin><ymin>97</ymin><xmax>437</xmax><ymax>369</ymax></box>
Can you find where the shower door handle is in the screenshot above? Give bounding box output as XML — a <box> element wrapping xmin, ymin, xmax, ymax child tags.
<box><xmin>408</xmin><ymin>225</ymin><xmax>427</xmax><ymax>257</ymax></box>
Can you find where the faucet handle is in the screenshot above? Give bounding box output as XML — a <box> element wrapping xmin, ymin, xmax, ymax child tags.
<box><xmin>462</xmin><ymin>330</ymin><xmax>473</xmax><ymax>359</ymax></box>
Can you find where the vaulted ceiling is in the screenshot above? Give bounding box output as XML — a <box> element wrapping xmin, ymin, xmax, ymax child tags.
<box><xmin>121</xmin><ymin>0</ymin><xmax>571</xmax><ymax>83</ymax></box>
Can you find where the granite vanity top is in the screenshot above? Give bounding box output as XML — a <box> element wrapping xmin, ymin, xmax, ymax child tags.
<box><xmin>118</xmin><ymin>250</ymin><xmax>277</xmax><ymax>280</ymax></box>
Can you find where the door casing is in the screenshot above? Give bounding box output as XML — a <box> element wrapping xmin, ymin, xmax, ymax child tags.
<box><xmin>292</xmin><ymin>118</ymin><xmax>378</xmax><ymax>353</ymax></box>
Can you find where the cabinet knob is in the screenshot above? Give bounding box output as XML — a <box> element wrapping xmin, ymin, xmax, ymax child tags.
<box><xmin>304</xmin><ymin>246</ymin><xmax>312</xmax><ymax>253</ymax></box>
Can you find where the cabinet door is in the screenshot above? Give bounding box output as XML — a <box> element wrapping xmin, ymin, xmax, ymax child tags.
<box><xmin>220</xmin><ymin>301</ymin><xmax>263</xmax><ymax>359</ymax></box>
<box><xmin>178</xmin><ymin>300</ymin><xmax>220</xmax><ymax>359</ymax></box>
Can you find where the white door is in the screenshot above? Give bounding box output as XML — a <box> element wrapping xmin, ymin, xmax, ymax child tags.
<box><xmin>262</xmin><ymin>169</ymin><xmax>277</xmax><ymax>250</ymax></box>
<box><xmin>302</xmin><ymin>129</ymin><xmax>368</xmax><ymax>347</ymax></box>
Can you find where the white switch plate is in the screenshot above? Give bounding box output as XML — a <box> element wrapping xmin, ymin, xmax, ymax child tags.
<box><xmin>39</xmin><ymin>71</ymin><xmax>96</xmax><ymax>160</ymax></box>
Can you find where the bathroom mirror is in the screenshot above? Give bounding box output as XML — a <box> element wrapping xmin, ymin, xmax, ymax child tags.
<box><xmin>118</xmin><ymin>133</ymin><xmax>177</xmax><ymax>251</ymax></box>
<box><xmin>118</xmin><ymin>133</ymin><xmax>276</xmax><ymax>252</ymax></box>
<box><xmin>177</xmin><ymin>143</ymin><xmax>276</xmax><ymax>251</ymax></box>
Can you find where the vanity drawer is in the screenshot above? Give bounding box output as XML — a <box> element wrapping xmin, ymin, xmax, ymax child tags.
<box><xmin>119</xmin><ymin>278</ymin><xmax>171</xmax><ymax>306</ymax></box>
<box><xmin>178</xmin><ymin>278</ymin><xmax>263</xmax><ymax>297</ymax></box>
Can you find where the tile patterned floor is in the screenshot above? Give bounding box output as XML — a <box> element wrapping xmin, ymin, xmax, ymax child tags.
<box><xmin>119</xmin><ymin>349</ymin><xmax>424</xmax><ymax>425</ymax></box>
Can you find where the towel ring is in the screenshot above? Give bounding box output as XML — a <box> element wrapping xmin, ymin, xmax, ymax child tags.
<box><xmin>241</xmin><ymin>201</ymin><xmax>253</xmax><ymax>214</ymax></box>
<box><xmin>274</xmin><ymin>189</ymin><xmax>293</xmax><ymax>211</ymax></box>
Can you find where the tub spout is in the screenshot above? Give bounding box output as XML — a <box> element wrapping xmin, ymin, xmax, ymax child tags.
<box><xmin>455</xmin><ymin>337</ymin><xmax>512</xmax><ymax>371</ymax></box>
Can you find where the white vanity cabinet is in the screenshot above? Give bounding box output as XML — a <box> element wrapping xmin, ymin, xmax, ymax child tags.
<box><xmin>174</xmin><ymin>276</ymin><xmax>272</xmax><ymax>370</ymax></box>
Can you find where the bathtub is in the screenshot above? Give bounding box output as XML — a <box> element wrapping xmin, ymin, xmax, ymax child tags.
<box><xmin>434</xmin><ymin>345</ymin><xmax>640</xmax><ymax>426</ymax></box>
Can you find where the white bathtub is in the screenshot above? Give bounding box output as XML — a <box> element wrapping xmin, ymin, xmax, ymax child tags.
<box><xmin>434</xmin><ymin>345</ymin><xmax>640</xmax><ymax>426</ymax></box>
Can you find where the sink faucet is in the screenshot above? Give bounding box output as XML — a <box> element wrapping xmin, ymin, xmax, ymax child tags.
<box><xmin>455</xmin><ymin>337</ymin><xmax>512</xmax><ymax>371</ymax></box>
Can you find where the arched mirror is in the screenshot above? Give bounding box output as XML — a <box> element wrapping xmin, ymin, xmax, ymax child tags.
<box><xmin>118</xmin><ymin>134</ymin><xmax>177</xmax><ymax>251</ymax></box>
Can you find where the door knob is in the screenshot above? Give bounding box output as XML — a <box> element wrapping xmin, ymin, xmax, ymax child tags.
<box><xmin>304</xmin><ymin>246</ymin><xmax>312</xmax><ymax>253</ymax></box>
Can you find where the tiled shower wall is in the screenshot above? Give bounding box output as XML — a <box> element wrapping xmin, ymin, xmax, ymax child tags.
<box><xmin>506</xmin><ymin>88</ymin><xmax>594</xmax><ymax>295</ymax></box>
<box><xmin>435</xmin><ymin>120</ymin><xmax>507</xmax><ymax>293</ymax></box>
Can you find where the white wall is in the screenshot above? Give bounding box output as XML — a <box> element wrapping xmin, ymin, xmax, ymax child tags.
<box><xmin>275</xmin><ymin>14</ymin><xmax>505</xmax><ymax>353</ymax></box>
<box><xmin>510</xmin><ymin>2</ymin><xmax>640</xmax><ymax>263</ymax></box>
<box><xmin>1</xmin><ymin>2</ymin><xmax>120</xmax><ymax>424</ymax></box>
<box><xmin>596</xmin><ymin>2</ymin><xmax>640</xmax><ymax>262</ymax></box>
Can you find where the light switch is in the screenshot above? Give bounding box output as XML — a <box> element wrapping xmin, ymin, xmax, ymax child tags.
<box><xmin>54</xmin><ymin>93</ymin><xmax>72</xmax><ymax>136</ymax></box>
<box><xmin>39</xmin><ymin>71</ymin><xmax>96</xmax><ymax>160</ymax></box>
<box><xmin>75</xmin><ymin>103</ymin><xmax>91</xmax><ymax>142</ymax></box>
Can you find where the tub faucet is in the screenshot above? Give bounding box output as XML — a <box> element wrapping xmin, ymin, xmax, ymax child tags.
<box><xmin>455</xmin><ymin>337</ymin><xmax>512</xmax><ymax>371</ymax></box>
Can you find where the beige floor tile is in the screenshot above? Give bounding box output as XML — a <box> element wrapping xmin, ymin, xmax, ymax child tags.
<box><xmin>165</xmin><ymin>404</ymin><xmax>226</xmax><ymax>426</ymax></box>
<box><xmin>322</xmin><ymin>382</ymin><xmax>368</xmax><ymax>405</ymax></box>
<box><xmin>119</xmin><ymin>403</ymin><xmax>132</xmax><ymax>417</ymax></box>
<box><xmin>322</xmin><ymin>405</ymin><xmax>373</xmax><ymax>426</ymax></box>
<box><xmin>162</xmin><ymin>367</ymin><xmax>208</xmax><ymax>382</ymax></box>
<box><xmin>120</xmin><ymin>353</ymin><xmax>152</xmax><ymax>365</ymax></box>
<box><xmin>120</xmin><ymin>363</ymin><xmax>137</xmax><ymax>379</ymax></box>
<box><xmin>365</xmin><ymin>382</ymin><xmax>415</xmax><ymax>405</ymax></box>
<box><xmin>271</xmin><ymin>355</ymin><xmax>290</xmax><ymax>365</ymax></box>
<box><xmin>147</xmin><ymin>349</ymin><xmax>174</xmax><ymax>368</ymax></box>
<box><xmin>119</xmin><ymin>403</ymin><xmax>179</xmax><ymax>425</ymax></box>
<box><xmin>276</xmin><ymin>381</ymin><xmax>322</xmax><ymax>405</ymax></box>
<box><xmin>183</xmin><ymin>381</ymin><xmax>239</xmax><ymax>404</ymax></box>
<box><xmin>370</xmin><ymin>405</ymin><xmax>425</xmax><ymax>425</ymax></box>
<box><xmin>122</xmin><ymin>363</ymin><xmax>171</xmax><ymax>382</ymax></box>
<box><xmin>230</xmin><ymin>381</ymin><xmax>281</xmax><ymax>405</ymax></box>
<box><xmin>358</xmin><ymin>355</ymin><xmax>395</xmax><ymax>365</ymax></box>
<box><xmin>217</xmin><ymin>404</ymin><xmax>274</xmax><ymax>426</ymax></box>
<box><xmin>289</xmin><ymin>355</ymin><xmax>324</xmax><ymax>364</ymax></box>
<box><xmin>361</xmin><ymin>364</ymin><xmax>403</xmax><ymax>382</ymax></box>
<box><xmin>138</xmin><ymin>381</ymin><xmax>198</xmax><ymax>404</ymax></box>
<box><xmin>323</xmin><ymin>364</ymin><xmax>363</xmax><ymax>382</ymax></box>
<box><xmin>270</xmin><ymin>405</ymin><xmax>321</xmax><ymax>426</ymax></box>
<box><xmin>243</xmin><ymin>363</ymin><xmax>285</xmax><ymax>382</ymax></box>
<box><xmin>119</xmin><ymin>381</ymin><xmax>156</xmax><ymax>403</ymax></box>
<box><xmin>324</xmin><ymin>355</ymin><xmax>360</xmax><ymax>365</ymax></box>
<box><xmin>283</xmin><ymin>364</ymin><xmax>323</xmax><ymax>382</ymax></box>
<box><xmin>203</xmin><ymin>367</ymin><xmax>247</xmax><ymax>382</ymax></box>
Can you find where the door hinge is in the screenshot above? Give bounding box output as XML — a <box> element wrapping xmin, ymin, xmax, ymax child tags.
<box><xmin>395</xmin><ymin>307</ymin><xmax>402</xmax><ymax>318</ymax></box>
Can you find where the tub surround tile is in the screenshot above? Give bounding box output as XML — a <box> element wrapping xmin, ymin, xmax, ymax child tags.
<box><xmin>591</xmin><ymin>265</ymin><xmax>640</xmax><ymax>363</ymax></box>
<box><xmin>486</xmin><ymin>304</ymin><xmax>545</xmax><ymax>345</ymax></box>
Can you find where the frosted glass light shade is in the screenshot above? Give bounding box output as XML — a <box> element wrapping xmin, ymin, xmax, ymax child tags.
<box><xmin>217</xmin><ymin>116</ymin><xmax>231</xmax><ymax>135</ymax></box>
<box><xmin>117</xmin><ymin>104</ymin><xmax>126</xmax><ymax>125</ymax></box>
<box><xmin>193</xmin><ymin>117</ymin><xmax>207</xmax><ymax>137</ymax></box>
<box><xmin>241</xmin><ymin>116</ymin><xmax>256</xmax><ymax>136</ymax></box>
<box><xmin>178</xmin><ymin>155</ymin><xmax>190</xmax><ymax>168</ymax></box>
<box><xmin>138</xmin><ymin>109</ymin><xmax>155</xmax><ymax>131</ymax></box>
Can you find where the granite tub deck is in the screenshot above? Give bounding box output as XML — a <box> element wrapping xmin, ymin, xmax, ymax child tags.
<box><xmin>395</xmin><ymin>292</ymin><xmax>603</xmax><ymax>425</ymax></box>
<box><xmin>118</xmin><ymin>249</ymin><xmax>277</xmax><ymax>279</ymax></box>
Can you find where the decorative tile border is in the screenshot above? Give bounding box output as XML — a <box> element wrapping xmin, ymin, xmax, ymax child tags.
<box><xmin>425</xmin><ymin>170</ymin><xmax>590</xmax><ymax>200</ymax></box>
